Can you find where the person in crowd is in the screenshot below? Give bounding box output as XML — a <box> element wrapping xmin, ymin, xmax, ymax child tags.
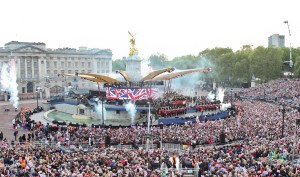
<box><xmin>0</xmin><ymin>78</ymin><xmax>299</xmax><ymax>176</ymax></box>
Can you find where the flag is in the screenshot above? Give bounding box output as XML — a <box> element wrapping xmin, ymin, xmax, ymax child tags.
<box><xmin>106</xmin><ymin>87</ymin><xmax>159</xmax><ymax>100</ymax></box>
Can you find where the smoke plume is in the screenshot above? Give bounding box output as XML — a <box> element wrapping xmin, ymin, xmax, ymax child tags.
<box><xmin>216</xmin><ymin>87</ymin><xmax>232</xmax><ymax>111</ymax></box>
<box><xmin>216</xmin><ymin>87</ymin><xmax>225</xmax><ymax>103</ymax></box>
<box><xmin>220</xmin><ymin>103</ymin><xmax>231</xmax><ymax>111</ymax></box>
<box><xmin>207</xmin><ymin>91</ymin><xmax>215</xmax><ymax>101</ymax></box>
<box><xmin>166</xmin><ymin>56</ymin><xmax>215</xmax><ymax>97</ymax></box>
<box><xmin>0</xmin><ymin>59</ymin><xmax>19</xmax><ymax>108</ymax></box>
<box><xmin>124</xmin><ymin>101</ymin><xmax>137</xmax><ymax>125</ymax></box>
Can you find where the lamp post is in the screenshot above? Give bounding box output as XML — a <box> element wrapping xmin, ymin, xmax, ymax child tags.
<box><xmin>160</xmin><ymin>123</ymin><xmax>163</xmax><ymax>150</ymax></box>
<box><xmin>101</xmin><ymin>97</ymin><xmax>105</xmax><ymax>126</ymax></box>
<box><xmin>36</xmin><ymin>87</ymin><xmax>41</xmax><ymax>110</ymax></box>
<box><xmin>284</xmin><ymin>20</ymin><xmax>293</xmax><ymax>78</ymax></box>
<box><xmin>230</xmin><ymin>88</ymin><xmax>233</xmax><ymax>105</ymax></box>
<box><xmin>279</xmin><ymin>103</ymin><xmax>290</xmax><ymax>138</ymax></box>
<box><xmin>146</xmin><ymin>101</ymin><xmax>151</xmax><ymax>151</ymax></box>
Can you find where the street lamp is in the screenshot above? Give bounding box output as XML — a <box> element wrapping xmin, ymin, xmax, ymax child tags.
<box><xmin>284</xmin><ymin>20</ymin><xmax>293</xmax><ymax>78</ymax></box>
<box><xmin>36</xmin><ymin>87</ymin><xmax>42</xmax><ymax>110</ymax></box>
<box><xmin>279</xmin><ymin>102</ymin><xmax>290</xmax><ymax>138</ymax></box>
<box><xmin>159</xmin><ymin>123</ymin><xmax>163</xmax><ymax>149</ymax></box>
<box><xmin>101</xmin><ymin>97</ymin><xmax>105</xmax><ymax>126</ymax></box>
<box><xmin>146</xmin><ymin>101</ymin><xmax>151</xmax><ymax>151</ymax></box>
<box><xmin>230</xmin><ymin>88</ymin><xmax>233</xmax><ymax>105</ymax></box>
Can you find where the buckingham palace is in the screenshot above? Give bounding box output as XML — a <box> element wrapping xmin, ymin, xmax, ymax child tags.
<box><xmin>0</xmin><ymin>41</ymin><xmax>112</xmax><ymax>101</ymax></box>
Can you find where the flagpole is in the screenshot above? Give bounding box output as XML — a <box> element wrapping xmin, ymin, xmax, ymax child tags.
<box><xmin>146</xmin><ymin>100</ymin><xmax>151</xmax><ymax>151</ymax></box>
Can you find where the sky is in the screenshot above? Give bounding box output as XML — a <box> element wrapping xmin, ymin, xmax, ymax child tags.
<box><xmin>0</xmin><ymin>0</ymin><xmax>299</xmax><ymax>60</ymax></box>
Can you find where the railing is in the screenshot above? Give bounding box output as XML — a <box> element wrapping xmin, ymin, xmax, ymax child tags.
<box><xmin>63</xmin><ymin>98</ymin><xmax>79</xmax><ymax>104</ymax></box>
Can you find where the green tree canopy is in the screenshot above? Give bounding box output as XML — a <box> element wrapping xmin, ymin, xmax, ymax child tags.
<box><xmin>112</xmin><ymin>59</ymin><xmax>126</xmax><ymax>71</ymax></box>
<box><xmin>148</xmin><ymin>53</ymin><xmax>168</xmax><ymax>70</ymax></box>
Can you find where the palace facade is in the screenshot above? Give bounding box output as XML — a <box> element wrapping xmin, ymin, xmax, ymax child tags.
<box><xmin>0</xmin><ymin>41</ymin><xmax>112</xmax><ymax>101</ymax></box>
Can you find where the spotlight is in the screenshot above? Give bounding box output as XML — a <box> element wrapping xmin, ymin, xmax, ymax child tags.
<box><xmin>115</xmin><ymin>70</ymin><xmax>119</xmax><ymax>74</ymax></box>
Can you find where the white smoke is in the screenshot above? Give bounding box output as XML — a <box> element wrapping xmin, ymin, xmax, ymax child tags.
<box><xmin>124</xmin><ymin>101</ymin><xmax>137</xmax><ymax>125</ymax></box>
<box><xmin>220</xmin><ymin>103</ymin><xmax>231</xmax><ymax>111</ymax></box>
<box><xmin>140</xmin><ymin>59</ymin><xmax>152</xmax><ymax>77</ymax></box>
<box><xmin>207</xmin><ymin>91</ymin><xmax>215</xmax><ymax>101</ymax></box>
<box><xmin>216</xmin><ymin>87</ymin><xmax>232</xmax><ymax>111</ymax></box>
<box><xmin>216</xmin><ymin>87</ymin><xmax>225</xmax><ymax>103</ymax></box>
<box><xmin>0</xmin><ymin>59</ymin><xmax>19</xmax><ymax>108</ymax></box>
<box><xmin>0</xmin><ymin>64</ymin><xmax>10</xmax><ymax>91</ymax></box>
<box><xmin>65</xmin><ymin>86</ymin><xmax>73</xmax><ymax>95</ymax></box>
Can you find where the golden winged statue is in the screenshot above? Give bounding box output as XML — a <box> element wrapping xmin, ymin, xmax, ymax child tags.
<box><xmin>128</xmin><ymin>31</ymin><xmax>138</xmax><ymax>56</ymax></box>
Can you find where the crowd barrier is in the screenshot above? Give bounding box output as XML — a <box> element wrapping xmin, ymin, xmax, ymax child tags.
<box><xmin>1</xmin><ymin>139</ymin><xmax>215</xmax><ymax>152</ymax></box>
<box><xmin>158</xmin><ymin>111</ymin><xmax>228</xmax><ymax>125</ymax></box>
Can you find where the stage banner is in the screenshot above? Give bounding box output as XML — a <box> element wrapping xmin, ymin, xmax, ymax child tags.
<box><xmin>106</xmin><ymin>87</ymin><xmax>158</xmax><ymax>100</ymax></box>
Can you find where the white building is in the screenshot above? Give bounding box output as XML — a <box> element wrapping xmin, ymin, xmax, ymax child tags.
<box><xmin>0</xmin><ymin>41</ymin><xmax>112</xmax><ymax>101</ymax></box>
<box><xmin>268</xmin><ymin>34</ymin><xmax>285</xmax><ymax>48</ymax></box>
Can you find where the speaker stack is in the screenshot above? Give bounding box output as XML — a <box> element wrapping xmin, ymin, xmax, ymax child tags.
<box><xmin>105</xmin><ymin>135</ymin><xmax>111</xmax><ymax>147</ymax></box>
<box><xmin>219</xmin><ymin>132</ymin><xmax>226</xmax><ymax>144</ymax></box>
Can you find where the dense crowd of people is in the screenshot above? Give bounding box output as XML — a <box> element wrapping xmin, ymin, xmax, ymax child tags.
<box><xmin>241</xmin><ymin>78</ymin><xmax>300</xmax><ymax>109</ymax></box>
<box><xmin>1</xmin><ymin>78</ymin><xmax>300</xmax><ymax>176</ymax></box>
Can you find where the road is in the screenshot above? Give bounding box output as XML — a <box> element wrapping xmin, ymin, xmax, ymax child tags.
<box><xmin>0</xmin><ymin>99</ymin><xmax>47</xmax><ymax>142</ymax></box>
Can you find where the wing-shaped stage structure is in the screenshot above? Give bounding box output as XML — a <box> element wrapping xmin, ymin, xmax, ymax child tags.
<box><xmin>61</xmin><ymin>68</ymin><xmax>211</xmax><ymax>98</ymax></box>
<box><xmin>63</xmin><ymin>68</ymin><xmax>210</xmax><ymax>83</ymax></box>
<box><xmin>63</xmin><ymin>73</ymin><xmax>120</xmax><ymax>83</ymax></box>
<box><xmin>140</xmin><ymin>67</ymin><xmax>175</xmax><ymax>82</ymax></box>
<box><xmin>147</xmin><ymin>68</ymin><xmax>211</xmax><ymax>81</ymax></box>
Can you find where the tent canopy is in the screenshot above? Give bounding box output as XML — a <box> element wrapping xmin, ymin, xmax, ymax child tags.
<box><xmin>140</xmin><ymin>67</ymin><xmax>175</xmax><ymax>82</ymax></box>
<box><xmin>62</xmin><ymin>68</ymin><xmax>210</xmax><ymax>83</ymax></box>
<box><xmin>63</xmin><ymin>73</ymin><xmax>120</xmax><ymax>83</ymax></box>
<box><xmin>149</xmin><ymin>68</ymin><xmax>210</xmax><ymax>81</ymax></box>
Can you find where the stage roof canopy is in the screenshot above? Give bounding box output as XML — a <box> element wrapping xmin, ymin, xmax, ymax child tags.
<box><xmin>148</xmin><ymin>68</ymin><xmax>210</xmax><ymax>81</ymax></box>
<box><xmin>63</xmin><ymin>73</ymin><xmax>120</xmax><ymax>83</ymax></box>
<box><xmin>62</xmin><ymin>68</ymin><xmax>210</xmax><ymax>83</ymax></box>
<box><xmin>140</xmin><ymin>67</ymin><xmax>175</xmax><ymax>82</ymax></box>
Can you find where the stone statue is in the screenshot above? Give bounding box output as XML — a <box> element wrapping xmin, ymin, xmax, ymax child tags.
<box><xmin>128</xmin><ymin>31</ymin><xmax>138</xmax><ymax>56</ymax></box>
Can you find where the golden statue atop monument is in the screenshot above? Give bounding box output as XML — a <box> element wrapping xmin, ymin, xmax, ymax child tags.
<box><xmin>128</xmin><ymin>31</ymin><xmax>138</xmax><ymax>56</ymax></box>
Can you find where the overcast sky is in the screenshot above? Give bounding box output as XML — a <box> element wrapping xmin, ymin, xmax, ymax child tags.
<box><xmin>0</xmin><ymin>0</ymin><xmax>299</xmax><ymax>60</ymax></box>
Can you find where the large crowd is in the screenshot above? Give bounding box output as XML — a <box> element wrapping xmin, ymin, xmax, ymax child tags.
<box><xmin>1</xmin><ymin>78</ymin><xmax>300</xmax><ymax>176</ymax></box>
<box><xmin>241</xmin><ymin>78</ymin><xmax>300</xmax><ymax>109</ymax></box>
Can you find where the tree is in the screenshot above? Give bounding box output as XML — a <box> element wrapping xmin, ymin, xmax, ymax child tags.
<box><xmin>249</xmin><ymin>46</ymin><xmax>283</xmax><ymax>82</ymax></box>
<box><xmin>232</xmin><ymin>45</ymin><xmax>253</xmax><ymax>82</ymax></box>
<box><xmin>199</xmin><ymin>47</ymin><xmax>233</xmax><ymax>63</ymax></box>
<box><xmin>169</xmin><ymin>55</ymin><xmax>199</xmax><ymax>69</ymax></box>
<box><xmin>148</xmin><ymin>53</ymin><xmax>168</xmax><ymax>69</ymax></box>
<box><xmin>199</xmin><ymin>47</ymin><xmax>234</xmax><ymax>82</ymax></box>
<box><xmin>294</xmin><ymin>55</ymin><xmax>300</xmax><ymax>77</ymax></box>
<box><xmin>112</xmin><ymin>59</ymin><xmax>126</xmax><ymax>71</ymax></box>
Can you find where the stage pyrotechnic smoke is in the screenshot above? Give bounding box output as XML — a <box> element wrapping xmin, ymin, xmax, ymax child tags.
<box><xmin>220</xmin><ymin>103</ymin><xmax>231</xmax><ymax>111</ymax></box>
<box><xmin>124</xmin><ymin>101</ymin><xmax>137</xmax><ymax>125</ymax></box>
<box><xmin>216</xmin><ymin>88</ymin><xmax>225</xmax><ymax>103</ymax></box>
<box><xmin>0</xmin><ymin>59</ymin><xmax>19</xmax><ymax>108</ymax></box>
<box><xmin>95</xmin><ymin>102</ymin><xmax>107</xmax><ymax>121</ymax></box>
<box><xmin>216</xmin><ymin>87</ymin><xmax>231</xmax><ymax>111</ymax></box>
<box><xmin>207</xmin><ymin>91</ymin><xmax>215</xmax><ymax>101</ymax></box>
